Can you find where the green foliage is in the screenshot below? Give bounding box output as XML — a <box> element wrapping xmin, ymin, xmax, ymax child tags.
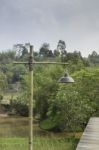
<box><xmin>9</xmin><ymin>60</ymin><xmax>99</xmax><ymax>132</ymax></box>
<box><xmin>11</xmin><ymin>64</ymin><xmax>28</xmax><ymax>83</ymax></box>
<box><xmin>0</xmin><ymin>50</ymin><xmax>16</xmax><ymax>64</ymax></box>
<box><xmin>47</xmin><ymin>88</ymin><xmax>94</xmax><ymax>131</ymax></box>
<box><xmin>0</xmin><ymin>72</ymin><xmax>8</xmax><ymax>91</ymax></box>
<box><xmin>54</xmin><ymin>49</ymin><xmax>60</xmax><ymax>57</ymax></box>
<box><xmin>11</xmin><ymin>102</ymin><xmax>28</xmax><ymax>116</ymax></box>
<box><xmin>0</xmin><ymin>47</ymin><xmax>99</xmax><ymax>134</ymax></box>
<box><xmin>88</xmin><ymin>51</ymin><xmax>99</xmax><ymax>65</ymax></box>
<box><xmin>39</xmin><ymin>43</ymin><xmax>53</xmax><ymax>57</ymax></box>
<box><xmin>73</xmin><ymin>68</ymin><xmax>99</xmax><ymax>116</ymax></box>
<box><xmin>40</xmin><ymin>68</ymin><xmax>99</xmax><ymax>131</ymax></box>
<box><xmin>57</xmin><ymin>40</ymin><xmax>66</xmax><ymax>56</ymax></box>
<box><xmin>33</xmin><ymin>65</ymin><xmax>64</xmax><ymax>118</ymax></box>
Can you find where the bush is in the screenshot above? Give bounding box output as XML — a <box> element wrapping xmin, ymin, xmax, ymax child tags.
<box><xmin>10</xmin><ymin>99</ymin><xmax>28</xmax><ymax>116</ymax></box>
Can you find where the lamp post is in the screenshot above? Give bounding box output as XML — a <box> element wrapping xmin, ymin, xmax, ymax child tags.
<box><xmin>14</xmin><ymin>45</ymin><xmax>74</xmax><ymax>150</ymax></box>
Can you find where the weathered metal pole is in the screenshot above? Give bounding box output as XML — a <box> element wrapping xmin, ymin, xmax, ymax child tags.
<box><xmin>29</xmin><ymin>45</ymin><xmax>33</xmax><ymax>150</ymax></box>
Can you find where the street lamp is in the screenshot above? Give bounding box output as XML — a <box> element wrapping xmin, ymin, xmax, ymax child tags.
<box><xmin>58</xmin><ymin>72</ymin><xmax>74</xmax><ymax>83</ymax></box>
<box><xmin>14</xmin><ymin>45</ymin><xmax>74</xmax><ymax>150</ymax></box>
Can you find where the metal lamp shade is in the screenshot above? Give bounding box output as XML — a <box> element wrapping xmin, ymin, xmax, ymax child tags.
<box><xmin>58</xmin><ymin>73</ymin><xmax>74</xmax><ymax>83</ymax></box>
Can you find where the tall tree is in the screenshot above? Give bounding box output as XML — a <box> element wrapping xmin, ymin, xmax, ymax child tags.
<box><xmin>57</xmin><ymin>40</ymin><xmax>67</xmax><ymax>56</ymax></box>
<box><xmin>88</xmin><ymin>51</ymin><xmax>99</xmax><ymax>64</ymax></box>
<box><xmin>39</xmin><ymin>43</ymin><xmax>50</xmax><ymax>57</ymax></box>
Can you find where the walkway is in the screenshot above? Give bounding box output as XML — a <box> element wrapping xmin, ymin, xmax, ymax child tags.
<box><xmin>76</xmin><ymin>117</ymin><xmax>99</xmax><ymax>150</ymax></box>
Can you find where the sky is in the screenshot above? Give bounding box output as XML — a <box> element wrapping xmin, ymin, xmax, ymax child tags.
<box><xmin>0</xmin><ymin>0</ymin><xmax>99</xmax><ymax>56</ymax></box>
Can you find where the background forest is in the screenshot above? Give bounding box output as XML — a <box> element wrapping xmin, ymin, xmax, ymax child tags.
<box><xmin>0</xmin><ymin>41</ymin><xmax>99</xmax><ymax>149</ymax></box>
<box><xmin>0</xmin><ymin>40</ymin><xmax>99</xmax><ymax>133</ymax></box>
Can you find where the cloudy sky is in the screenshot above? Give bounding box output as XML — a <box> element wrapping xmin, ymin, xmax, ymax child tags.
<box><xmin>0</xmin><ymin>0</ymin><xmax>99</xmax><ymax>56</ymax></box>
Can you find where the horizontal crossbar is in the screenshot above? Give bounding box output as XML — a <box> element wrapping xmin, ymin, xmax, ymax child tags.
<box><xmin>13</xmin><ymin>62</ymin><xmax>68</xmax><ymax>65</ymax></box>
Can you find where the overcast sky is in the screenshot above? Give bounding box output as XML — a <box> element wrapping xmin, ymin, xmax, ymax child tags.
<box><xmin>0</xmin><ymin>0</ymin><xmax>99</xmax><ymax>56</ymax></box>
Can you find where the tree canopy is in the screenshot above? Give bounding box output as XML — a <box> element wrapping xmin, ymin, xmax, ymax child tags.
<box><xmin>0</xmin><ymin>42</ymin><xmax>99</xmax><ymax>132</ymax></box>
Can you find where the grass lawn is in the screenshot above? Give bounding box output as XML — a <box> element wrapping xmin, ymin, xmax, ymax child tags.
<box><xmin>0</xmin><ymin>136</ymin><xmax>75</xmax><ymax>150</ymax></box>
<box><xmin>33</xmin><ymin>136</ymin><xmax>75</xmax><ymax>150</ymax></box>
<box><xmin>0</xmin><ymin>138</ymin><xmax>28</xmax><ymax>150</ymax></box>
<box><xmin>0</xmin><ymin>117</ymin><xmax>80</xmax><ymax>150</ymax></box>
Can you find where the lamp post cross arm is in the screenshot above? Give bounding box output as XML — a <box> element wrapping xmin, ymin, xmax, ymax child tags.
<box><xmin>14</xmin><ymin>61</ymin><xmax>68</xmax><ymax>65</ymax></box>
<box><xmin>13</xmin><ymin>45</ymin><xmax>70</xmax><ymax>150</ymax></box>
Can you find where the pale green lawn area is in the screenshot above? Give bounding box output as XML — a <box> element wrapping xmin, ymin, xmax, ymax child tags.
<box><xmin>33</xmin><ymin>136</ymin><xmax>73</xmax><ymax>150</ymax></box>
<box><xmin>0</xmin><ymin>138</ymin><xmax>28</xmax><ymax>150</ymax></box>
<box><xmin>0</xmin><ymin>117</ymin><xmax>79</xmax><ymax>150</ymax></box>
<box><xmin>0</xmin><ymin>137</ymin><xmax>73</xmax><ymax>150</ymax></box>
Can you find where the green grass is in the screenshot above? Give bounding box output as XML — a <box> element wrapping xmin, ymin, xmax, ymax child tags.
<box><xmin>0</xmin><ymin>136</ymin><xmax>75</xmax><ymax>150</ymax></box>
<box><xmin>0</xmin><ymin>138</ymin><xmax>28</xmax><ymax>150</ymax></box>
<box><xmin>33</xmin><ymin>136</ymin><xmax>74</xmax><ymax>150</ymax></box>
<box><xmin>0</xmin><ymin>117</ymin><xmax>80</xmax><ymax>150</ymax></box>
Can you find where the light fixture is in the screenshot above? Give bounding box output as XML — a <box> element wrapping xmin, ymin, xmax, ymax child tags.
<box><xmin>58</xmin><ymin>72</ymin><xmax>74</xmax><ymax>83</ymax></box>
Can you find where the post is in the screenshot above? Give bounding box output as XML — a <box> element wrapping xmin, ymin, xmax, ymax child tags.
<box><xmin>29</xmin><ymin>45</ymin><xmax>33</xmax><ymax>150</ymax></box>
<box><xmin>13</xmin><ymin>44</ymin><xmax>70</xmax><ymax>150</ymax></box>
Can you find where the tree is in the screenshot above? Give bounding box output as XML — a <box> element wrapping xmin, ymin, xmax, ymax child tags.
<box><xmin>53</xmin><ymin>49</ymin><xmax>60</xmax><ymax>57</ymax></box>
<box><xmin>34</xmin><ymin>65</ymin><xmax>63</xmax><ymax>119</ymax></box>
<box><xmin>47</xmin><ymin>50</ymin><xmax>53</xmax><ymax>57</ymax></box>
<box><xmin>12</xmin><ymin>64</ymin><xmax>28</xmax><ymax>83</ymax></box>
<box><xmin>57</xmin><ymin>40</ymin><xmax>67</xmax><ymax>56</ymax></box>
<box><xmin>21</xmin><ymin>47</ymin><xmax>28</xmax><ymax>56</ymax></box>
<box><xmin>13</xmin><ymin>43</ymin><xmax>28</xmax><ymax>58</ymax></box>
<box><xmin>88</xmin><ymin>51</ymin><xmax>99</xmax><ymax>64</ymax></box>
<box><xmin>39</xmin><ymin>43</ymin><xmax>50</xmax><ymax>57</ymax></box>
<box><xmin>0</xmin><ymin>50</ymin><xmax>16</xmax><ymax>64</ymax></box>
<box><xmin>40</xmin><ymin>68</ymin><xmax>99</xmax><ymax>132</ymax></box>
